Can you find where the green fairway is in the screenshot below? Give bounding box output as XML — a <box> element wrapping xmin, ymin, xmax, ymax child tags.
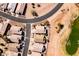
<box><xmin>66</xmin><ymin>17</ymin><xmax>79</xmax><ymax>55</ymax></box>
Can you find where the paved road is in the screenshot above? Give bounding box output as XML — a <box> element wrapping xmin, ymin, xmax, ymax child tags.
<box><xmin>22</xmin><ymin>24</ymin><xmax>31</xmax><ymax>56</ymax></box>
<box><xmin>0</xmin><ymin>3</ymin><xmax>63</xmax><ymax>23</ymax></box>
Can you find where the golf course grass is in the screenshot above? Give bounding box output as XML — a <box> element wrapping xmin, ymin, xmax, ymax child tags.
<box><xmin>66</xmin><ymin>17</ymin><xmax>79</xmax><ymax>55</ymax></box>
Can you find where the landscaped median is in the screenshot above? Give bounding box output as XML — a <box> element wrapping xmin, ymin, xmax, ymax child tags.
<box><xmin>66</xmin><ymin>16</ymin><xmax>79</xmax><ymax>55</ymax></box>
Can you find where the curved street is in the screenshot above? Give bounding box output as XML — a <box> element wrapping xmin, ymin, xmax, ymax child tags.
<box><xmin>0</xmin><ymin>3</ymin><xmax>63</xmax><ymax>23</ymax></box>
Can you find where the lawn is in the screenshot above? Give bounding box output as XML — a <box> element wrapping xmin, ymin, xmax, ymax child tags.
<box><xmin>66</xmin><ymin>16</ymin><xmax>79</xmax><ymax>55</ymax></box>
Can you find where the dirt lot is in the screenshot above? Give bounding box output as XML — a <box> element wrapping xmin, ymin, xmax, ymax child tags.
<box><xmin>46</xmin><ymin>3</ymin><xmax>79</xmax><ymax>56</ymax></box>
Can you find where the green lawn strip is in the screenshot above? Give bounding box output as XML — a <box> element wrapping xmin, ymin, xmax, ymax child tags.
<box><xmin>66</xmin><ymin>17</ymin><xmax>79</xmax><ymax>55</ymax></box>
